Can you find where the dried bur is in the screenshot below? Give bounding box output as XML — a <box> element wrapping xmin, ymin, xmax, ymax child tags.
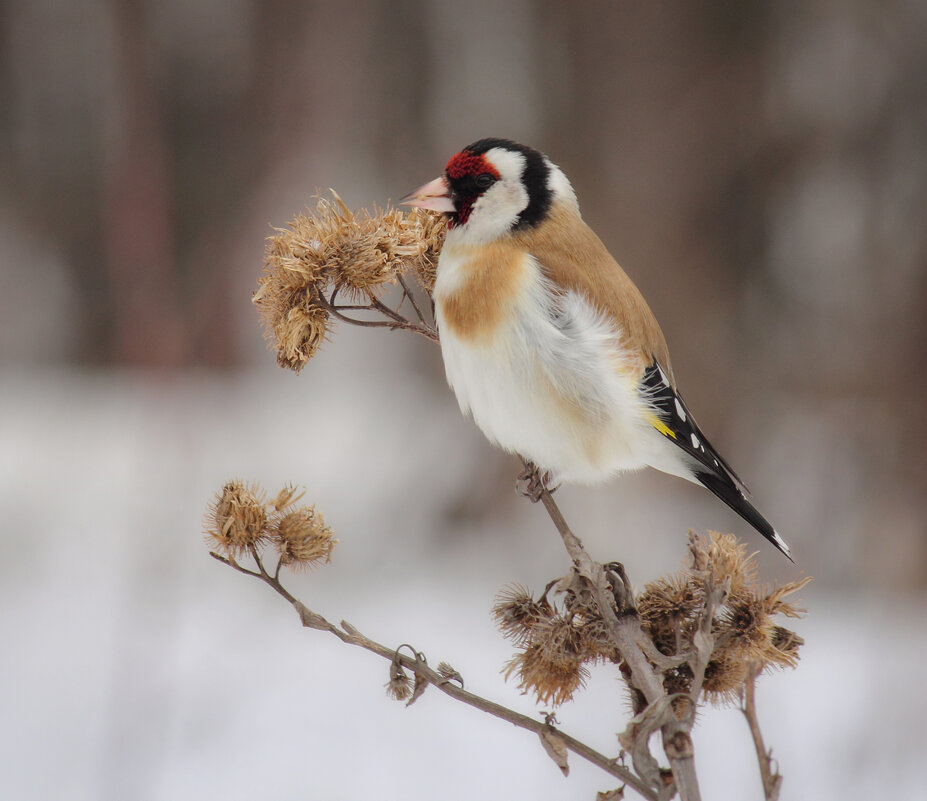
<box><xmin>493</xmin><ymin>578</ymin><xmax>618</xmax><ymax>707</ymax></box>
<box><xmin>638</xmin><ymin>532</ymin><xmax>810</xmax><ymax>707</ymax></box>
<box><xmin>268</xmin><ymin>484</ymin><xmax>336</xmax><ymax>569</ymax></box>
<box><xmin>255</xmin><ymin>191</ymin><xmax>447</xmax><ymax>372</ymax></box>
<box><xmin>205</xmin><ymin>480</ymin><xmax>268</xmax><ymax>557</ymax></box>
<box><xmin>205</xmin><ymin>480</ymin><xmax>337</xmax><ymax>570</ymax></box>
<box><xmin>494</xmin><ymin>532</ymin><xmax>810</xmax><ymax>710</ymax></box>
<box><xmin>386</xmin><ymin>657</ymin><xmax>415</xmax><ymax>702</ymax></box>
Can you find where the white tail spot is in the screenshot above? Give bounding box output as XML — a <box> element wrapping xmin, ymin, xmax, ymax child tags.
<box><xmin>771</xmin><ymin>530</ymin><xmax>792</xmax><ymax>557</ymax></box>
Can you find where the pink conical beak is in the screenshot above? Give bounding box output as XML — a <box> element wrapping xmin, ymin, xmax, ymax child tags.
<box><xmin>400</xmin><ymin>175</ymin><xmax>456</xmax><ymax>213</ymax></box>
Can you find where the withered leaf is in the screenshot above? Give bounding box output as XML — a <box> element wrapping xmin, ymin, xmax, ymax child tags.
<box><xmin>406</xmin><ymin>673</ymin><xmax>428</xmax><ymax>707</ymax></box>
<box><xmin>437</xmin><ymin>661</ymin><xmax>464</xmax><ymax>688</ymax></box>
<box><xmin>538</xmin><ymin>729</ymin><xmax>570</xmax><ymax>777</ymax></box>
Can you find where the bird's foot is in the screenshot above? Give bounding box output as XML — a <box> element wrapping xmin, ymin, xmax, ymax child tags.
<box><xmin>516</xmin><ymin>462</ymin><xmax>556</xmax><ymax>503</ymax></box>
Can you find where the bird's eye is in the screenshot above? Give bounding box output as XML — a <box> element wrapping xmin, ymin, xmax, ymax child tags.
<box><xmin>475</xmin><ymin>173</ymin><xmax>495</xmax><ymax>189</ymax></box>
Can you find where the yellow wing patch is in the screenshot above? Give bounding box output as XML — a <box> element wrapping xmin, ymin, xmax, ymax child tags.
<box><xmin>648</xmin><ymin>413</ymin><xmax>676</xmax><ymax>439</ymax></box>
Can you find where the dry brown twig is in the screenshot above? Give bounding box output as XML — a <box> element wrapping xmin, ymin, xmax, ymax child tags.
<box><xmin>742</xmin><ymin>663</ymin><xmax>784</xmax><ymax>801</ymax></box>
<box><xmin>207</xmin><ymin>195</ymin><xmax>811</xmax><ymax>800</ymax></box>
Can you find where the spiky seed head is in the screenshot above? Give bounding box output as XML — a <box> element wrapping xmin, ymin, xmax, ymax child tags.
<box><xmin>205</xmin><ymin>480</ymin><xmax>268</xmax><ymax>557</ymax></box>
<box><xmin>492</xmin><ymin>584</ymin><xmax>555</xmax><ymax>644</ymax></box>
<box><xmin>637</xmin><ymin>532</ymin><xmax>811</xmax><ymax>707</ymax></box>
<box><xmin>503</xmin><ymin>615</ymin><xmax>592</xmax><ymax>706</ymax></box>
<box><xmin>385</xmin><ymin>660</ymin><xmax>414</xmax><ymax>702</ymax></box>
<box><xmin>256</xmin><ymin>193</ymin><xmax>446</xmax><ymax>371</ymax></box>
<box><xmin>637</xmin><ymin>575</ymin><xmax>704</xmax><ymax>658</ymax></box>
<box><xmin>271</xmin><ymin>505</ymin><xmax>336</xmax><ymax>569</ymax></box>
<box><xmin>505</xmin><ymin>641</ymin><xmax>589</xmax><ymax>707</ymax></box>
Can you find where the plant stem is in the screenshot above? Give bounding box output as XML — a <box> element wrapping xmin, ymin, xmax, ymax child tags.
<box><xmin>743</xmin><ymin>663</ymin><xmax>782</xmax><ymax>801</ymax></box>
<box><xmin>528</xmin><ymin>470</ymin><xmax>702</xmax><ymax>801</ymax></box>
<box><xmin>210</xmin><ymin>550</ymin><xmax>656</xmax><ymax>800</ymax></box>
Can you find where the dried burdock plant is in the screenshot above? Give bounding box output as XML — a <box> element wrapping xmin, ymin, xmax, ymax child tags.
<box><xmin>492</xmin><ymin>582</ymin><xmax>555</xmax><ymax>645</ymax></box>
<box><xmin>638</xmin><ymin>532</ymin><xmax>810</xmax><ymax>707</ymax></box>
<box><xmin>271</xmin><ymin>506</ymin><xmax>336</xmax><ymax>569</ymax></box>
<box><xmin>206</xmin><ymin>507</ymin><xmax>661</xmax><ymax>799</ymax></box>
<box><xmin>494</xmin><ymin>533</ymin><xmax>809</xmax><ymax>714</ymax></box>
<box><xmin>254</xmin><ymin>192</ymin><xmax>446</xmax><ymax>371</ymax></box>
<box><xmin>504</xmin><ymin>623</ymin><xmax>591</xmax><ymax>707</ymax></box>
<box><xmin>207</xmin><ymin>475</ymin><xmax>808</xmax><ymax>801</ymax></box>
<box><xmin>495</xmin><ymin>577</ymin><xmax>618</xmax><ymax>707</ymax></box>
<box><xmin>205</xmin><ymin>192</ymin><xmax>811</xmax><ymax>801</ymax></box>
<box><xmin>204</xmin><ymin>480</ymin><xmax>337</xmax><ymax>571</ymax></box>
<box><xmin>205</xmin><ymin>480</ymin><xmax>268</xmax><ymax>557</ymax></box>
<box><xmin>386</xmin><ymin>656</ymin><xmax>415</xmax><ymax>702</ymax></box>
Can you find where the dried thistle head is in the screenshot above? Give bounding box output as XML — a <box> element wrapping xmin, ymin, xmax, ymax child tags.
<box><xmin>502</xmin><ymin>601</ymin><xmax>606</xmax><ymax>707</ymax></box>
<box><xmin>204</xmin><ymin>480</ymin><xmax>337</xmax><ymax>576</ymax></box>
<box><xmin>255</xmin><ymin>192</ymin><xmax>446</xmax><ymax>372</ymax></box>
<box><xmin>492</xmin><ymin>584</ymin><xmax>555</xmax><ymax>645</ymax></box>
<box><xmin>205</xmin><ymin>480</ymin><xmax>268</xmax><ymax>557</ymax></box>
<box><xmin>701</xmin><ymin>575</ymin><xmax>810</xmax><ymax>703</ymax></box>
<box><xmin>700</xmin><ymin>650</ymin><xmax>745</xmax><ymax>704</ymax></box>
<box><xmin>494</xmin><ymin>578</ymin><xmax>621</xmax><ymax>705</ymax></box>
<box><xmin>385</xmin><ymin>660</ymin><xmax>414</xmax><ymax>702</ymax></box>
<box><xmin>401</xmin><ymin>207</ymin><xmax>446</xmax><ymax>293</ymax></box>
<box><xmin>272</xmin><ymin>295</ymin><xmax>330</xmax><ymax>372</ymax></box>
<box><xmin>505</xmin><ymin>632</ymin><xmax>589</xmax><ymax>707</ymax></box>
<box><xmin>637</xmin><ymin>575</ymin><xmax>704</xmax><ymax>657</ymax></box>
<box><xmin>770</xmin><ymin>624</ymin><xmax>805</xmax><ymax>658</ymax></box>
<box><xmin>496</xmin><ymin>533</ymin><xmax>809</xmax><ymax>710</ymax></box>
<box><xmin>641</xmin><ymin>531</ymin><xmax>811</xmax><ymax>706</ymax></box>
<box><xmin>699</xmin><ymin>531</ymin><xmax>758</xmax><ymax>597</ymax></box>
<box><xmin>333</xmin><ymin>202</ymin><xmax>445</xmax><ymax>295</ymax></box>
<box><xmin>270</xmin><ymin>505</ymin><xmax>337</xmax><ymax>569</ymax></box>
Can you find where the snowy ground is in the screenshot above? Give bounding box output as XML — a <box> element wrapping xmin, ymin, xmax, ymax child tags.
<box><xmin>1</xmin><ymin>344</ymin><xmax>923</xmax><ymax>801</ymax></box>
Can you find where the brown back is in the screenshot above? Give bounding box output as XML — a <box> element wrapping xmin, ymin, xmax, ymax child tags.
<box><xmin>513</xmin><ymin>203</ymin><xmax>674</xmax><ymax>380</ymax></box>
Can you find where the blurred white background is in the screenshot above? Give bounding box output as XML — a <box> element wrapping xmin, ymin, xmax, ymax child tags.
<box><xmin>2</xmin><ymin>2</ymin><xmax>926</xmax><ymax>799</ymax></box>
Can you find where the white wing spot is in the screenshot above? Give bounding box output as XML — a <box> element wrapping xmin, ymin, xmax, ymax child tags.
<box><xmin>690</xmin><ymin>433</ymin><xmax>700</xmax><ymax>449</ymax></box>
<box><xmin>674</xmin><ymin>398</ymin><xmax>686</xmax><ymax>421</ymax></box>
<box><xmin>657</xmin><ymin>366</ymin><xmax>670</xmax><ymax>387</ymax></box>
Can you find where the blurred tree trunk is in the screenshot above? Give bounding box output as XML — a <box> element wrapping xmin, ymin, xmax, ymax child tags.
<box><xmin>103</xmin><ymin>0</ymin><xmax>185</xmax><ymax>366</ymax></box>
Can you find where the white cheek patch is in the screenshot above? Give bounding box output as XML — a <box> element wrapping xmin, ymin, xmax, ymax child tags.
<box><xmin>467</xmin><ymin>182</ymin><xmax>529</xmax><ymax>241</ymax></box>
<box><xmin>458</xmin><ymin>148</ymin><xmax>529</xmax><ymax>243</ymax></box>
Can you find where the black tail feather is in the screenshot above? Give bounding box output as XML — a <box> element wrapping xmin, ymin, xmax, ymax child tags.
<box><xmin>694</xmin><ymin>471</ymin><xmax>793</xmax><ymax>562</ymax></box>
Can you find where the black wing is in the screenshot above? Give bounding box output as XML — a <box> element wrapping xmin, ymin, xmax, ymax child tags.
<box><xmin>641</xmin><ymin>363</ymin><xmax>792</xmax><ymax>561</ymax></box>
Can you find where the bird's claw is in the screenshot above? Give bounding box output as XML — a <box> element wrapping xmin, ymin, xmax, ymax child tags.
<box><xmin>516</xmin><ymin>462</ymin><xmax>556</xmax><ymax>503</ymax></box>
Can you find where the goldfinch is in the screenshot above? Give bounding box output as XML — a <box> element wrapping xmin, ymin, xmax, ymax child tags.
<box><xmin>402</xmin><ymin>138</ymin><xmax>791</xmax><ymax>559</ymax></box>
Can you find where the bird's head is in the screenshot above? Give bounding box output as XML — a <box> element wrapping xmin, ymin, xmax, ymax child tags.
<box><xmin>402</xmin><ymin>138</ymin><xmax>577</xmax><ymax>243</ymax></box>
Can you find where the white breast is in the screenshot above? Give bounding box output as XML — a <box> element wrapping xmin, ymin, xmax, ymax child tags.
<box><xmin>433</xmin><ymin>242</ymin><xmax>683</xmax><ymax>484</ymax></box>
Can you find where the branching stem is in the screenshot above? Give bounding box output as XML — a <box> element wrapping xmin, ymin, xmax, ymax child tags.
<box><xmin>219</xmin><ymin>272</ymin><xmax>795</xmax><ymax>800</ymax></box>
<box><xmin>209</xmin><ymin>549</ymin><xmax>656</xmax><ymax>800</ymax></box>
<box><xmin>313</xmin><ymin>285</ymin><xmax>439</xmax><ymax>342</ymax></box>
<box><xmin>525</xmin><ymin>459</ymin><xmax>701</xmax><ymax>801</ymax></box>
<box><xmin>743</xmin><ymin>663</ymin><xmax>783</xmax><ymax>801</ymax></box>
<box><xmin>396</xmin><ymin>273</ymin><xmax>428</xmax><ymax>324</ymax></box>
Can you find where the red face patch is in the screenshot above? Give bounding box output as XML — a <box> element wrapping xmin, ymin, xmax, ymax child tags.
<box><xmin>444</xmin><ymin>151</ymin><xmax>500</xmax><ymax>181</ymax></box>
